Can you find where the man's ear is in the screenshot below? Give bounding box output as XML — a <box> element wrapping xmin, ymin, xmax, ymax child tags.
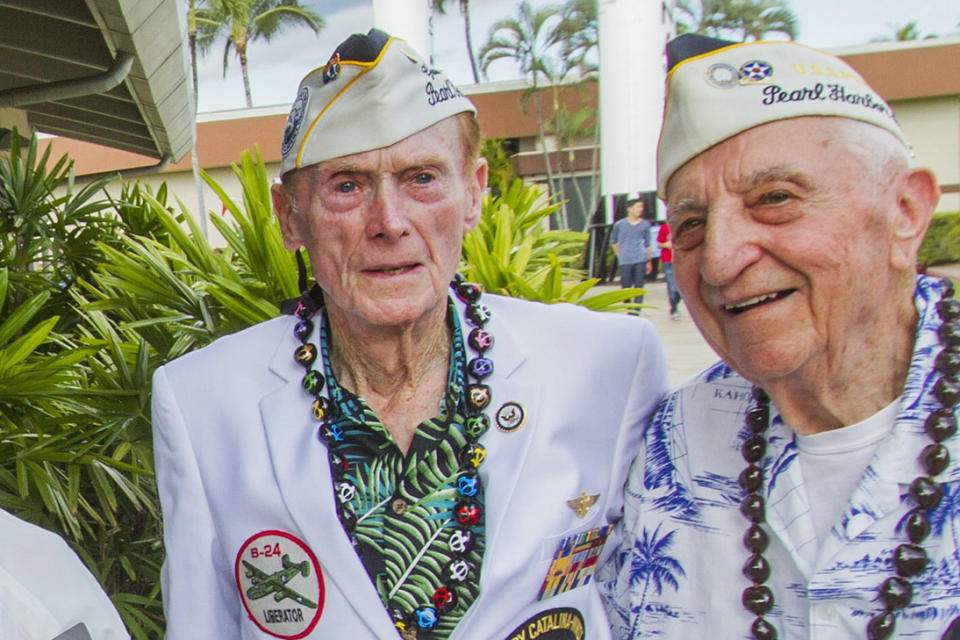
<box><xmin>890</xmin><ymin>166</ymin><xmax>939</xmax><ymax>270</ymax></box>
<box><xmin>271</xmin><ymin>182</ymin><xmax>303</xmax><ymax>251</ymax></box>
<box><xmin>464</xmin><ymin>157</ymin><xmax>488</xmax><ymax>233</ymax></box>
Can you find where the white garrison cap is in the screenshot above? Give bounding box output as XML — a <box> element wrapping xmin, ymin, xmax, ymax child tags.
<box><xmin>657</xmin><ymin>34</ymin><xmax>909</xmax><ymax>196</ymax></box>
<box><xmin>279</xmin><ymin>28</ymin><xmax>477</xmax><ymax>176</ymax></box>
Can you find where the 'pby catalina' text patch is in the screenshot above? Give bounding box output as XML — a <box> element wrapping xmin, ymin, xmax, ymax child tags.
<box><xmin>503</xmin><ymin>607</ymin><xmax>585</xmax><ymax>640</ymax></box>
<box><xmin>235</xmin><ymin>530</ymin><xmax>324</xmax><ymax>639</ymax></box>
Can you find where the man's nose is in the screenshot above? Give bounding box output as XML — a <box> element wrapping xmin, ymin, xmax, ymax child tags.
<box><xmin>367</xmin><ymin>181</ymin><xmax>410</xmax><ymax>240</ymax></box>
<box><xmin>699</xmin><ymin>204</ymin><xmax>762</xmax><ymax>286</ymax></box>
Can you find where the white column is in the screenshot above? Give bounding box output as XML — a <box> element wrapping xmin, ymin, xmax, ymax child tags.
<box><xmin>372</xmin><ymin>0</ymin><xmax>433</xmax><ymax>59</ymax></box>
<box><xmin>598</xmin><ymin>0</ymin><xmax>668</xmax><ymax>222</ymax></box>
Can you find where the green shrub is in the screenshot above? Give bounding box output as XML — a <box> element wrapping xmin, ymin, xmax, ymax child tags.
<box><xmin>1</xmin><ymin>137</ymin><xmax>645</xmax><ymax>639</ymax></box>
<box><xmin>461</xmin><ymin>179</ymin><xmax>643</xmax><ymax>309</ymax></box>
<box><xmin>919</xmin><ymin>211</ymin><xmax>960</xmax><ymax>268</ymax></box>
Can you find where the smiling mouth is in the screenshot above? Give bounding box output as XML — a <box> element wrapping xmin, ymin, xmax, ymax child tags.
<box><xmin>722</xmin><ymin>289</ymin><xmax>796</xmax><ymax>315</ymax></box>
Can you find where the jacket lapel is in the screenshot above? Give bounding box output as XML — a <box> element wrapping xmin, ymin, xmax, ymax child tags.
<box><xmin>468</xmin><ymin>298</ymin><xmax>537</xmax><ymax>556</ymax></box>
<box><xmin>259</xmin><ymin>321</ymin><xmax>397</xmax><ymax>637</ymax></box>
<box><xmin>453</xmin><ymin>297</ymin><xmax>544</xmax><ymax>637</ymax></box>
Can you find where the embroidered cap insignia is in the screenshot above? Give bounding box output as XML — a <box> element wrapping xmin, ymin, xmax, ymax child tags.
<box><xmin>740</xmin><ymin>59</ymin><xmax>773</xmax><ymax>82</ymax></box>
<box><xmin>322</xmin><ymin>53</ymin><xmax>341</xmax><ymax>84</ymax></box>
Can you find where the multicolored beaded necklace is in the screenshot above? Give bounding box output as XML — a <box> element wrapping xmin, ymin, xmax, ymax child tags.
<box><xmin>291</xmin><ymin>274</ymin><xmax>495</xmax><ymax>640</ymax></box>
<box><xmin>737</xmin><ymin>279</ymin><xmax>960</xmax><ymax>640</ymax></box>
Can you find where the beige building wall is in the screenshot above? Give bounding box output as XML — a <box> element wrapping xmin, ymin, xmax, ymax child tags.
<box><xmin>891</xmin><ymin>96</ymin><xmax>960</xmax><ymax>212</ymax></box>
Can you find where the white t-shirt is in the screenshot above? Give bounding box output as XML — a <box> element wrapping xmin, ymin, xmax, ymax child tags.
<box><xmin>794</xmin><ymin>398</ymin><xmax>900</xmax><ymax>546</ymax></box>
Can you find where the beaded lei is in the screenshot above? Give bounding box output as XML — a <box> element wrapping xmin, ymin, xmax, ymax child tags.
<box><xmin>291</xmin><ymin>275</ymin><xmax>495</xmax><ymax>640</ymax></box>
<box><xmin>738</xmin><ymin>279</ymin><xmax>960</xmax><ymax>640</ymax></box>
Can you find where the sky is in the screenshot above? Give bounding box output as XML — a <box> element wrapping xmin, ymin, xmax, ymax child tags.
<box><xmin>194</xmin><ymin>0</ymin><xmax>960</xmax><ymax>113</ymax></box>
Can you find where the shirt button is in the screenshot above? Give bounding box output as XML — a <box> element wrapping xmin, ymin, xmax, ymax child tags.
<box><xmin>391</xmin><ymin>497</ymin><xmax>408</xmax><ymax>515</ymax></box>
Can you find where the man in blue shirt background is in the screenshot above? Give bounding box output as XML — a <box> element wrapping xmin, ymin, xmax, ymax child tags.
<box><xmin>610</xmin><ymin>198</ymin><xmax>652</xmax><ymax>307</ymax></box>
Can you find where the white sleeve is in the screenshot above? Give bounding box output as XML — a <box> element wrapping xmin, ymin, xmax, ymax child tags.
<box><xmin>0</xmin><ymin>509</ymin><xmax>129</xmax><ymax>640</ymax></box>
<box><xmin>152</xmin><ymin>366</ymin><xmax>240</xmax><ymax>639</ymax></box>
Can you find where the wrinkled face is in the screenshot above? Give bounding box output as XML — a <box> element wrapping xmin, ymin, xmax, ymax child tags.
<box><xmin>273</xmin><ymin>117</ymin><xmax>486</xmax><ymax>332</ymax></box>
<box><xmin>665</xmin><ymin>117</ymin><xmax>914</xmax><ymax>386</ymax></box>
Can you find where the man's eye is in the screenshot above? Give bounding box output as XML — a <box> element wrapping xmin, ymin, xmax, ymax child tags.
<box><xmin>758</xmin><ymin>190</ymin><xmax>790</xmax><ymax>205</ymax></box>
<box><xmin>335</xmin><ymin>180</ymin><xmax>357</xmax><ymax>193</ymax></box>
<box><xmin>672</xmin><ymin>218</ymin><xmax>705</xmax><ymax>250</ymax></box>
<box><xmin>413</xmin><ymin>172</ymin><xmax>434</xmax><ymax>185</ymax></box>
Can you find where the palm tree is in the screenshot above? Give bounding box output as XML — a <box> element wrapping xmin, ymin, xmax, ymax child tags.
<box><xmin>675</xmin><ymin>0</ymin><xmax>730</xmax><ymax>37</ymax></box>
<box><xmin>627</xmin><ymin>524</ymin><xmax>686</xmax><ymax>637</ymax></box>
<box><xmin>205</xmin><ymin>0</ymin><xmax>324</xmax><ymax>108</ymax></box>
<box><xmin>479</xmin><ymin>1</ymin><xmax>566</xmax><ymax>224</ymax></box>
<box><xmin>185</xmin><ymin>0</ymin><xmax>222</xmax><ymax>235</ymax></box>
<box><xmin>546</xmin><ymin>103</ymin><xmax>595</xmax><ymax>228</ymax></box>
<box><xmin>551</xmin><ymin>0</ymin><xmax>601</xmax><ymax>230</ymax></box>
<box><xmin>554</xmin><ymin>0</ymin><xmax>598</xmax><ymax>76</ymax></box>
<box><xmin>186</xmin><ymin>0</ymin><xmax>221</xmax><ymax>110</ymax></box>
<box><xmin>871</xmin><ymin>21</ymin><xmax>932</xmax><ymax>42</ymax></box>
<box><xmin>730</xmin><ymin>0</ymin><xmax>797</xmax><ymax>41</ymax></box>
<box><xmin>431</xmin><ymin>0</ymin><xmax>480</xmax><ymax>83</ymax></box>
<box><xmin>676</xmin><ymin>0</ymin><xmax>797</xmax><ymax>41</ymax></box>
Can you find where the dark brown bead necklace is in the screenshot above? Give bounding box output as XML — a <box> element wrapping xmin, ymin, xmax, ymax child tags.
<box><xmin>738</xmin><ymin>280</ymin><xmax>960</xmax><ymax>640</ymax></box>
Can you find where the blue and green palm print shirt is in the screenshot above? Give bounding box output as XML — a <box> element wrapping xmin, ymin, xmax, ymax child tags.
<box><xmin>320</xmin><ymin>300</ymin><xmax>484</xmax><ymax>640</ymax></box>
<box><xmin>599</xmin><ymin>275</ymin><xmax>960</xmax><ymax>639</ymax></box>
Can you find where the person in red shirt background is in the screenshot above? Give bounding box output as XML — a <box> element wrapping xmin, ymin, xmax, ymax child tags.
<box><xmin>657</xmin><ymin>223</ymin><xmax>682</xmax><ymax>320</ymax></box>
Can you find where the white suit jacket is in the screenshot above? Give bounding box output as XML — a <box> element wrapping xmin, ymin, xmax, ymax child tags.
<box><xmin>153</xmin><ymin>293</ymin><xmax>668</xmax><ymax>639</ymax></box>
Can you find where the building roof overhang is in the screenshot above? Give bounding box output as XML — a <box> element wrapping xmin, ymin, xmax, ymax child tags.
<box><xmin>0</xmin><ymin>0</ymin><xmax>195</xmax><ymax>162</ymax></box>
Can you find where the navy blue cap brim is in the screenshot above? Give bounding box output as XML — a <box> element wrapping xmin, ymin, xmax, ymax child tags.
<box><xmin>666</xmin><ymin>33</ymin><xmax>738</xmax><ymax>71</ymax></box>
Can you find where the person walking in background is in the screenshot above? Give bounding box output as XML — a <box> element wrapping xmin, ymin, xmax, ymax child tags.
<box><xmin>657</xmin><ymin>221</ymin><xmax>681</xmax><ymax>320</ymax></box>
<box><xmin>610</xmin><ymin>198</ymin><xmax>652</xmax><ymax>306</ymax></box>
<box><xmin>649</xmin><ymin>220</ymin><xmax>662</xmax><ymax>281</ymax></box>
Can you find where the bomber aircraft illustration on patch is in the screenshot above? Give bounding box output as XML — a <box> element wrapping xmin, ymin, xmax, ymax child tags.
<box><xmin>242</xmin><ymin>554</ymin><xmax>318</xmax><ymax>608</ymax></box>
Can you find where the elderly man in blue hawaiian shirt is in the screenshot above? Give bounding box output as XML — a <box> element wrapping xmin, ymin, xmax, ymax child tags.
<box><xmin>600</xmin><ymin>34</ymin><xmax>960</xmax><ymax>640</ymax></box>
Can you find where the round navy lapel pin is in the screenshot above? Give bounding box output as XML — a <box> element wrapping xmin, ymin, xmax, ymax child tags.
<box><xmin>496</xmin><ymin>402</ymin><xmax>526</xmax><ymax>432</ymax></box>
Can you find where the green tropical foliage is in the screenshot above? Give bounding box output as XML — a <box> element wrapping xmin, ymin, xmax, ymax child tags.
<box><xmin>919</xmin><ymin>211</ymin><xmax>960</xmax><ymax>269</ymax></box>
<box><xmin>461</xmin><ymin>179</ymin><xmax>643</xmax><ymax>310</ymax></box>
<box><xmin>0</xmin><ymin>132</ymin><xmax>118</xmax><ymax>328</ymax></box>
<box><xmin>0</xmin><ymin>131</ymin><xmax>634</xmax><ymax>638</ymax></box>
<box><xmin>480</xmin><ymin>138</ymin><xmax>520</xmax><ymax>196</ymax></box>
<box><xmin>0</xmin><ymin>132</ymin><xmax>166</xmax><ymax>637</ymax></box>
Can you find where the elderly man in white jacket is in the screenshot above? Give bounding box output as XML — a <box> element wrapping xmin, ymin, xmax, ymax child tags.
<box><xmin>152</xmin><ymin>27</ymin><xmax>668</xmax><ymax>640</ymax></box>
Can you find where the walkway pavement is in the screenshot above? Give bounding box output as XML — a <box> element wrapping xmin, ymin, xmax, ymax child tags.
<box><xmin>594</xmin><ymin>278</ymin><xmax>718</xmax><ymax>385</ymax></box>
